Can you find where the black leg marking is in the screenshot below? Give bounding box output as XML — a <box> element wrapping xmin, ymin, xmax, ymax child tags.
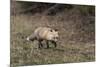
<box><xmin>54</xmin><ymin>42</ymin><xmax>57</xmax><ymax>48</ymax></box>
<box><xmin>52</xmin><ymin>41</ymin><xmax>57</xmax><ymax>48</ymax></box>
<box><xmin>38</xmin><ymin>40</ymin><xmax>43</xmax><ymax>48</ymax></box>
<box><xmin>46</xmin><ymin>40</ymin><xmax>49</xmax><ymax>48</ymax></box>
<box><xmin>38</xmin><ymin>42</ymin><xmax>41</xmax><ymax>48</ymax></box>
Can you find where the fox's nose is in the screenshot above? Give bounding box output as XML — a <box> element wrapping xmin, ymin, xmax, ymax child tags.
<box><xmin>54</xmin><ymin>37</ymin><xmax>58</xmax><ymax>41</ymax></box>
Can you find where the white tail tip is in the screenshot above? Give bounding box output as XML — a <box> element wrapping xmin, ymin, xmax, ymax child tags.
<box><xmin>26</xmin><ymin>37</ymin><xmax>30</xmax><ymax>41</ymax></box>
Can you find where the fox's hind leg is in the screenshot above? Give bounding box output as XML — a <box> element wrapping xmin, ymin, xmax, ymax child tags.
<box><xmin>38</xmin><ymin>39</ymin><xmax>43</xmax><ymax>48</ymax></box>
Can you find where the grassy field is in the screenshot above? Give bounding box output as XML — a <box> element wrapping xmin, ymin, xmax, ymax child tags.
<box><xmin>10</xmin><ymin>1</ymin><xmax>95</xmax><ymax>67</ymax></box>
<box><xmin>10</xmin><ymin>14</ymin><xmax>95</xmax><ymax>67</ymax></box>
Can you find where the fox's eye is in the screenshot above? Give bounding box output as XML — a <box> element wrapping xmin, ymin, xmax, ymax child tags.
<box><xmin>53</xmin><ymin>37</ymin><xmax>58</xmax><ymax>39</ymax></box>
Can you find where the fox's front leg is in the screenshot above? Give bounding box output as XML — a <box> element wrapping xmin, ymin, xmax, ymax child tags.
<box><xmin>51</xmin><ymin>41</ymin><xmax>57</xmax><ymax>48</ymax></box>
<box><xmin>46</xmin><ymin>40</ymin><xmax>49</xmax><ymax>48</ymax></box>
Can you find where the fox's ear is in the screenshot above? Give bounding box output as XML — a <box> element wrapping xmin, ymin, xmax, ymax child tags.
<box><xmin>54</xmin><ymin>29</ymin><xmax>58</xmax><ymax>31</ymax></box>
<box><xmin>50</xmin><ymin>29</ymin><xmax>53</xmax><ymax>32</ymax></box>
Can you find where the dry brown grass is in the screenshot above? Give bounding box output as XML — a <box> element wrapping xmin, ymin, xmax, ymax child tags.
<box><xmin>10</xmin><ymin>2</ymin><xmax>95</xmax><ymax>67</ymax></box>
<box><xmin>10</xmin><ymin>13</ymin><xmax>95</xmax><ymax>67</ymax></box>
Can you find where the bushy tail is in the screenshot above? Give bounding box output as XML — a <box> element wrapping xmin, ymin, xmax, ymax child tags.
<box><xmin>26</xmin><ymin>34</ymin><xmax>35</xmax><ymax>41</ymax></box>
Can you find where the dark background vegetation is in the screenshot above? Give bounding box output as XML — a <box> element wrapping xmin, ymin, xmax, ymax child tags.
<box><xmin>11</xmin><ymin>1</ymin><xmax>95</xmax><ymax>67</ymax></box>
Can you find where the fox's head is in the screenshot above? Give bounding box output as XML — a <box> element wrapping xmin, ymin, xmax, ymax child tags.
<box><xmin>46</xmin><ymin>29</ymin><xmax>59</xmax><ymax>42</ymax></box>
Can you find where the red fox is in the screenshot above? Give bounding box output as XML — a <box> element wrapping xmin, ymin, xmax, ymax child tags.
<box><xmin>27</xmin><ymin>27</ymin><xmax>59</xmax><ymax>48</ymax></box>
